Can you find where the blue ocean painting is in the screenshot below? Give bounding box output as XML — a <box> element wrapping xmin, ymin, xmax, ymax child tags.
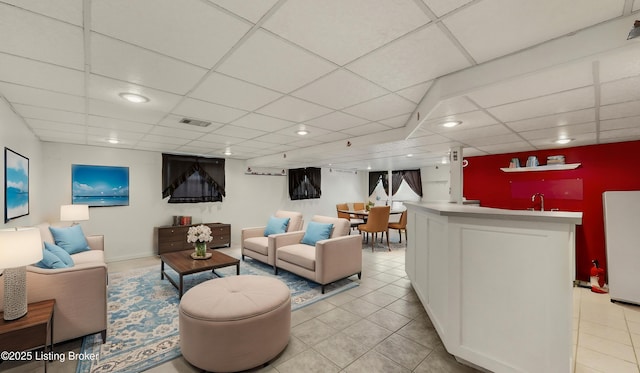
<box><xmin>72</xmin><ymin>165</ymin><xmax>129</xmax><ymax>206</ymax></box>
<box><xmin>5</xmin><ymin>149</ymin><xmax>29</xmax><ymax>220</ymax></box>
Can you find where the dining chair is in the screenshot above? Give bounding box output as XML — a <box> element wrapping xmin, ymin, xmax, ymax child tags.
<box><xmin>336</xmin><ymin>203</ymin><xmax>362</xmax><ymax>233</ymax></box>
<box><xmin>388</xmin><ymin>209</ymin><xmax>407</xmax><ymax>243</ymax></box>
<box><xmin>358</xmin><ymin>206</ymin><xmax>391</xmax><ymax>251</ymax></box>
<box><xmin>353</xmin><ymin>202</ymin><xmax>365</xmax><ymax>211</ymax></box>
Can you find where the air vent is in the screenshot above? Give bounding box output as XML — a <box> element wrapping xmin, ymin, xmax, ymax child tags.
<box><xmin>179</xmin><ymin>118</ymin><xmax>211</xmax><ymax>127</ymax></box>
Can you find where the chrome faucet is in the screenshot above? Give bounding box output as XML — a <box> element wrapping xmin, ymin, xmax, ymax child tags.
<box><xmin>531</xmin><ymin>193</ymin><xmax>544</xmax><ymax>211</ymax></box>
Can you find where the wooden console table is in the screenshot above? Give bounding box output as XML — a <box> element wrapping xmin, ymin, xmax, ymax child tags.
<box><xmin>155</xmin><ymin>223</ymin><xmax>231</xmax><ymax>255</ymax></box>
<box><xmin>0</xmin><ymin>299</ymin><xmax>55</xmax><ymax>372</ymax></box>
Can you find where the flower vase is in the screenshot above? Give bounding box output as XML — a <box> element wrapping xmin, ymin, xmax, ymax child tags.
<box><xmin>194</xmin><ymin>242</ymin><xmax>207</xmax><ymax>258</ymax></box>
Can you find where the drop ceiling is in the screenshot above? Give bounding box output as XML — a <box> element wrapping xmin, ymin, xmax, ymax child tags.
<box><xmin>1</xmin><ymin>0</ymin><xmax>639</xmax><ymax>171</ymax></box>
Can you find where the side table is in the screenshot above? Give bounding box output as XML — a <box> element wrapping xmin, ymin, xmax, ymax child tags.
<box><xmin>0</xmin><ymin>299</ymin><xmax>55</xmax><ymax>372</ymax></box>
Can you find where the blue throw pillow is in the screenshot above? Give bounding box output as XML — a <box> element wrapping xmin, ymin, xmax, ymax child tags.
<box><xmin>35</xmin><ymin>246</ymin><xmax>71</xmax><ymax>269</ymax></box>
<box><xmin>49</xmin><ymin>225</ymin><xmax>91</xmax><ymax>255</ymax></box>
<box><xmin>264</xmin><ymin>216</ymin><xmax>290</xmax><ymax>236</ymax></box>
<box><xmin>43</xmin><ymin>241</ymin><xmax>74</xmax><ymax>267</ymax></box>
<box><xmin>301</xmin><ymin>222</ymin><xmax>334</xmax><ymax>246</ymax></box>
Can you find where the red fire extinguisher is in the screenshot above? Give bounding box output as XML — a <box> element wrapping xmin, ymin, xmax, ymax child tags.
<box><xmin>590</xmin><ymin>259</ymin><xmax>608</xmax><ymax>294</ymax></box>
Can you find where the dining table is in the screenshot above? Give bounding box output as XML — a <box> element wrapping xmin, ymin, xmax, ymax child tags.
<box><xmin>337</xmin><ymin>208</ymin><xmax>405</xmax><ymax>222</ymax></box>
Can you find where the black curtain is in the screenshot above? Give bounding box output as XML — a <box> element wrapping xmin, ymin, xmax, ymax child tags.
<box><xmin>391</xmin><ymin>171</ymin><xmax>403</xmax><ymax>196</ymax></box>
<box><xmin>402</xmin><ymin>169</ymin><xmax>423</xmax><ymax>197</ymax></box>
<box><xmin>288</xmin><ymin>167</ymin><xmax>321</xmax><ymax>200</ymax></box>
<box><xmin>368</xmin><ymin>171</ymin><xmax>388</xmax><ymax>196</ymax></box>
<box><xmin>162</xmin><ymin>154</ymin><xmax>225</xmax><ymax>202</ymax></box>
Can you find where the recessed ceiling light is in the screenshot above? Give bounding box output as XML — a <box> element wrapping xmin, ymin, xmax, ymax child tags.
<box><xmin>367</xmin><ymin>166</ymin><xmax>372</xmax><ymax>170</ymax></box>
<box><xmin>223</xmin><ymin>148</ymin><xmax>232</xmax><ymax>156</ymax></box>
<box><xmin>554</xmin><ymin>138</ymin><xmax>573</xmax><ymax>145</ymax></box>
<box><xmin>119</xmin><ymin>92</ymin><xmax>149</xmax><ymax>103</ymax></box>
<box><xmin>108</xmin><ymin>138</ymin><xmax>119</xmax><ymax>144</ymax></box>
<box><xmin>406</xmin><ymin>154</ymin><xmax>413</xmax><ymax>157</ymax></box>
<box><xmin>442</xmin><ymin>120</ymin><xmax>462</xmax><ymax>128</ymax></box>
<box><xmin>296</xmin><ymin>129</ymin><xmax>309</xmax><ymax>136</ymax></box>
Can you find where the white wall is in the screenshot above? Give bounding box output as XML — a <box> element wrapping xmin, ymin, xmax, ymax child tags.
<box><xmin>41</xmin><ymin>143</ymin><xmax>366</xmax><ymax>262</ymax></box>
<box><xmin>0</xmin><ymin>99</ymin><xmax>44</xmax><ymax>228</ymax></box>
<box><xmin>421</xmin><ymin>164</ymin><xmax>450</xmax><ymax>201</ymax></box>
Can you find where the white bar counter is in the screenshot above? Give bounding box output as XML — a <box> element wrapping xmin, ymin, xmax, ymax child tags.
<box><xmin>405</xmin><ymin>202</ymin><xmax>582</xmax><ymax>373</ymax></box>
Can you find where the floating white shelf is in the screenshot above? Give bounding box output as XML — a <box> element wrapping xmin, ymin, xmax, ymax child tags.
<box><xmin>500</xmin><ymin>163</ymin><xmax>581</xmax><ymax>173</ymax></box>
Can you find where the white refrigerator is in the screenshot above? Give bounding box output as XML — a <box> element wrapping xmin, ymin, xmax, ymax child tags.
<box><xmin>603</xmin><ymin>191</ymin><xmax>640</xmax><ymax>305</ymax></box>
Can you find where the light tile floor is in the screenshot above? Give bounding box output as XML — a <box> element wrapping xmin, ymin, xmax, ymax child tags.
<box><xmin>3</xmin><ymin>232</ymin><xmax>640</xmax><ymax>372</ymax></box>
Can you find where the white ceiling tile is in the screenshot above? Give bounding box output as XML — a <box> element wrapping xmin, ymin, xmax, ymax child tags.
<box><xmin>380</xmin><ymin>114</ymin><xmax>411</xmax><ymax>128</ymax></box>
<box><xmin>343</xmin><ymin>94</ymin><xmax>415</xmax><ymax>121</ymax></box>
<box><xmin>463</xmin><ymin>148</ymin><xmax>489</xmax><ymax>157</ymax></box>
<box><xmin>256</xmin><ymin>96</ymin><xmax>333</xmax><ymax>123</ymax></box>
<box><xmin>421</xmin><ymin>0</ymin><xmax>473</xmax><ymax>17</ymax></box>
<box><xmin>346</xmin><ymin>25</ymin><xmax>471</xmax><ymax>91</ymax></box>
<box><xmin>600</xmin><ymin>116</ymin><xmax>640</xmax><ymax>131</ymax></box>
<box><xmin>217</xmin><ymin>30</ymin><xmax>337</xmax><ymax>93</ymax></box>
<box><xmin>230</xmin><ymin>113</ymin><xmax>294</xmax><ymax>132</ymax></box>
<box><xmin>86</xmin><ymin>136</ymin><xmax>139</xmax><ymax>148</ymax></box>
<box><xmin>599</xmin><ymin>127</ymin><xmax>640</xmax><ymax>141</ymax></box>
<box><xmin>529</xmin><ymin>133</ymin><xmax>596</xmax><ymax>149</ymax></box>
<box><xmin>445</xmin><ymin>124</ymin><xmax>513</xmax><ymax>142</ymax></box>
<box><xmin>275</xmin><ymin>125</ymin><xmax>331</xmax><ymax>139</ymax></box>
<box><xmin>135</xmin><ymin>141</ymin><xmax>180</xmax><ymax>152</ymax></box>
<box><xmin>198</xmin><ymin>133</ymin><xmax>245</xmax><ymax>145</ymax></box>
<box><xmin>140</xmin><ymin>134</ymin><xmax>191</xmax><ymax>146</ymax></box>
<box><xmin>86</xmin><ymin>127</ymin><xmax>146</xmax><ymax>141</ymax></box>
<box><xmin>88</xmin><ymin>116</ymin><xmax>154</xmax><ymax>134</ymax></box>
<box><xmin>263</xmin><ymin>0</ymin><xmax>430</xmax><ymax>65</ymax></box>
<box><xmin>598</xmin><ymin>45</ymin><xmax>640</xmax><ymax>83</ymax></box>
<box><xmin>14</xmin><ymin>104</ymin><xmax>85</xmax><ymax>125</ymax></box>
<box><xmin>423</xmin><ymin>110</ymin><xmax>498</xmax><ymax>133</ymax></box>
<box><xmin>173</xmin><ymin>98</ymin><xmax>247</xmax><ymax>124</ymax></box>
<box><xmin>213</xmin><ymin>125</ymin><xmax>267</xmax><ymax>139</ymax></box>
<box><xmin>487</xmin><ymin>87</ymin><xmax>595</xmax><ymax>123</ymax></box>
<box><xmin>304</xmin><ymin>111</ymin><xmax>368</xmax><ymax>131</ymax></box>
<box><xmin>444</xmin><ymin>0</ymin><xmax>626</xmax><ymax>63</ymax></box>
<box><xmin>25</xmin><ymin>118</ymin><xmax>85</xmax><ymax>134</ymax></box>
<box><xmin>251</xmin><ymin>133</ymin><xmax>298</xmax><ymax>145</ymax></box>
<box><xmin>426</xmin><ymin>96</ymin><xmax>478</xmax><ymax>120</ymax></box>
<box><xmin>0</xmin><ymin>4</ymin><xmax>84</xmax><ymax>69</ymax></box>
<box><xmin>3</xmin><ymin>0</ymin><xmax>83</xmax><ymax>25</ymax></box>
<box><xmin>148</xmin><ymin>125</ymin><xmax>204</xmax><ymax>140</ymax></box>
<box><xmin>88</xmin><ymin>75</ymin><xmax>183</xmax><ymax>112</ymax></box>
<box><xmin>92</xmin><ymin>0</ymin><xmax>250</xmax><ymax>68</ymax></box>
<box><xmin>88</xmin><ymin>99</ymin><xmax>165</xmax><ymax>124</ymax></box>
<box><xmin>292</xmin><ymin>69</ymin><xmax>388</xmax><ymax>110</ymax></box>
<box><xmin>341</xmin><ymin>123</ymin><xmax>391</xmax><ymax>136</ymax></box>
<box><xmin>190</xmin><ymin>73</ymin><xmax>282</xmax><ymax>111</ymax></box>
<box><xmin>600</xmin><ymin>100</ymin><xmax>640</xmax><ymax>120</ymax></box>
<box><xmin>310</xmin><ymin>132</ymin><xmax>352</xmax><ymax>143</ymax></box>
<box><xmin>404</xmin><ymin>134</ymin><xmax>451</xmax><ymax>146</ymax></box>
<box><xmin>33</xmin><ymin>129</ymin><xmax>86</xmax><ymax>143</ymax></box>
<box><xmin>506</xmin><ymin>109</ymin><xmax>595</xmax><ymax>132</ymax></box>
<box><xmin>236</xmin><ymin>140</ymin><xmax>279</xmax><ymax>150</ymax></box>
<box><xmin>206</xmin><ymin>0</ymin><xmax>278</xmax><ymax>23</ymax></box>
<box><xmin>519</xmin><ymin>122</ymin><xmax>596</xmax><ymax>141</ymax></box>
<box><xmin>467</xmin><ymin>61</ymin><xmax>594</xmax><ymax>108</ymax></box>
<box><xmin>91</xmin><ymin>34</ymin><xmax>208</xmax><ymax>95</ymax></box>
<box><xmin>475</xmin><ymin>142</ymin><xmax>535</xmax><ymax>154</ymax></box>
<box><xmin>396</xmin><ymin>81</ymin><xmax>433</xmax><ymax>104</ymax></box>
<box><xmin>600</xmin><ymin>75</ymin><xmax>640</xmax><ymax>105</ymax></box>
<box><xmin>0</xmin><ymin>53</ymin><xmax>84</xmax><ymax>96</ymax></box>
<box><xmin>157</xmin><ymin>115</ymin><xmax>224</xmax><ymax>133</ymax></box>
<box><xmin>0</xmin><ymin>82</ymin><xmax>85</xmax><ymax>113</ymax></box>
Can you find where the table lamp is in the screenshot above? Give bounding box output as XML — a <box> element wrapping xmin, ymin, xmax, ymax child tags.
<box><xmin>60</xmin><ymin>204</ymin><xmax>89</xmax><ymax>225</ymax></box>
<box><xmin>0</xmin><ymin>227</ymin><xmax>43</xmax><ymax>320</ymax></box>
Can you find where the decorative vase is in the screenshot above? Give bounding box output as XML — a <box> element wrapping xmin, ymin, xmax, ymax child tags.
<box><xmin>194</xmin><ymin>242</ymin><xmax>207</xmax><ymax>258</ymax></box>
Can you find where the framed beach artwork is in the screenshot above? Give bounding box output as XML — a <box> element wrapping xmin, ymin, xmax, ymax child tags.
<box><xmin>72</xmin><ymin>164</ymin><xmax>129</xmax><ymax>207</ymax></box>
<box><xmin>4</xmin><ymin>148</ymin><xmax>30</xmax><ymax>222</ymax></box>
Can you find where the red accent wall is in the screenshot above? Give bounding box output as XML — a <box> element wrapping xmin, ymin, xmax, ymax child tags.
<box><xmin>463</xmin><ymin>140</ymin><xmax>640</xmax><ymax>282</ymax></box>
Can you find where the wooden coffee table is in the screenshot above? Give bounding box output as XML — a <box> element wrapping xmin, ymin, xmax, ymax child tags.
<box><xmin>160</xmin><ymin>249</ymin><xmax>240</xmax><ymax>298</ymax></box>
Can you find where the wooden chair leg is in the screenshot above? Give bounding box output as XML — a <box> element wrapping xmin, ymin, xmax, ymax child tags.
<box><xmin>386</xmin><ymin>229</ymin><xmax>390</xmax><ymax>251</ymax></box>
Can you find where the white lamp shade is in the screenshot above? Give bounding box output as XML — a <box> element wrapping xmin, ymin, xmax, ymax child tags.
<box><xmin>60</xmin><ymin>204</ymin><xmax>90</xmax><ymax>222</ymax></box>
<box><xmin>0</xmin><ymin>227</ymin><xmax>43</xmax><ymax>269</ymax></box>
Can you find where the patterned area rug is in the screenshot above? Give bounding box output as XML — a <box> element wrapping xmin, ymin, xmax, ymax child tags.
<box><xmin>76</xmin><ymin>257</ymin><xmax>359</xmax><ymax>373</ymax></box>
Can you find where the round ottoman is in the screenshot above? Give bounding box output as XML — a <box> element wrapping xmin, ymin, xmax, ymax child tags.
<box><xmin>179</xmin><ymin>275</ymin><xmax>291</xmax><ymax>372</ymax></box>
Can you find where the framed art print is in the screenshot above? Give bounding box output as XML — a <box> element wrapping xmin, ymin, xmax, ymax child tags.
<box><xmin>4</xmin><ymin>147</ymin><xmax>30</xmax><ymax>222</ymax></box>
<box><xmin>72</xmin><ymin>164</ymin><xmax>129</xmax><ymax>207</ymax></box>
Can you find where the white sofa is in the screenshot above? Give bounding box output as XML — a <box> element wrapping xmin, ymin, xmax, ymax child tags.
<box><xmin>0</xmin><ymin>223</ymin><xmax>108</xmax><ymax>344</ymax></box>
<box><xmin>275</xmin><ymin>215</ymin><xmax>362</xmax><ymax>293</ymax></box>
